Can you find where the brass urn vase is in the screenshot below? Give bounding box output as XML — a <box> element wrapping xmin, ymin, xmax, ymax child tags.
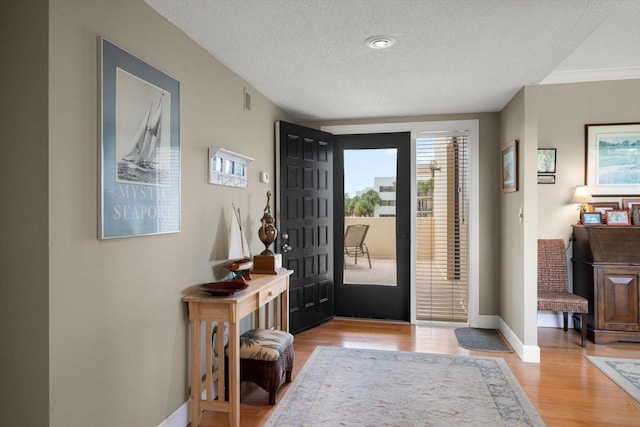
<box><xmin>258</xmin><ymin>191</ymin><xmax>277</xmax><ymax>255</ymax></box>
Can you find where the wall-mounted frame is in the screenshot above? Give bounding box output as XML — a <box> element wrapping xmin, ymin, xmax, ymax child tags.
<box><xmin>606</xmin><ymin>210</ymin><xmax>631</xmax><ymax>226</ymax></box>
<box><xmin>537</xmin><ymin>148</ymin><xmax>557</xmax><ymax>174</ymax></box>
<box><xmin>208</xmin><ymin>147</ymin><xmax>253</xmax><ymax>188</ymax></box>
<box><xmin>99</xmin><ymin>38</ymin><xmax>181</xmax><ymax>239</ymax></box>
<box><xmin>501</xmin><ymin>140</ymin><xmax>518</xmax><ymax>193</ymax></box>
<box><xmin>537</xmin><ymin>175</ymin><xmax>555</xmax><ymax>184</ymax></box>
<box><xmin>585</xmin><ymin>122</ymin><xmax>640</xmax><ymax>196</ymax></box>
<box><xmin>581</xmin><ymin>212</ymin><xmax>602</xmax><ymax>225</ymax></box>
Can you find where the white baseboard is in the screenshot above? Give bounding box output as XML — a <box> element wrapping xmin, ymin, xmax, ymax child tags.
<box><xmin>157</xmin><ymin>399</ymin><xmax>189</xmax><ymax>427</ymax></box>
<box><xmin>447</xmin><ymin>314</ymin><xmax>540</xmax><ymax>363</ymax></box>
<box><xmin>158</xmin><ymin>387</ymin><xmax>217</xmax><ymax>427</ymax></box>
<box><xmin>498</xmin><ymin>318</ymin><xmax>540</xmax><ymax>363</ymax></box>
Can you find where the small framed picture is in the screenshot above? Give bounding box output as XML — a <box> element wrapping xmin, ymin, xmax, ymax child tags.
<box><xmin>537</xmin><ymin>174</ymin><xmax>555</xmax><ymax>184</ymax></box>
<box><xmin>501</xmin><ymin>140</ymin><xmax>518</xmax><ymax>193</ymax></box>
<box><xmin>589</xmin><ymin>202</ymin><xmax>620</xmax><ymax>211</ymax></box>
<box><xmin>588</xmin><ymin>203</ymin><xmax>618</xmax><ymax>223</ymax></box>
<box><xmin>606</xmin><ymin>210</ymin><xmax>631</xmax><ymax>226</ymax></box>
<box><xmin>581</xmin><ymin>212</ymin><xmax>602</xmax><ymax>225</ymax></box>
<box><xmin>622</xmin><ymin>198</ymin><xmax>640</xmax><ymax>210</ymax></box>
<box><xmin>633</xmin><ymin>205</ymin><xmax>640</xmax><ymax>225</ymax></box>
<box><xmin>537</xmin><ymin>148</ymin><xmax>557</xmax><ymax>174</ymax></box>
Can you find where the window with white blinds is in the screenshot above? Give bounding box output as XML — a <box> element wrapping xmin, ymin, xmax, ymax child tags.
<box><xmin>416</xmin><ymin>133</ymin><xmax>468</xmax><ymax>322</ymax></box>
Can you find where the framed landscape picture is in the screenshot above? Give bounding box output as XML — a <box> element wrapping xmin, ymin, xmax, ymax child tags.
<box><xmin>585</xmin><ymin>123</ymin><xmax>640</xmax><ymax>196</ymax></box>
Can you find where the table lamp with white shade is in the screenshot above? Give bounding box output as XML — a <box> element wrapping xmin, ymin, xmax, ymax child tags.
<box><xmin>571</xmin><ymin>185</ymin><xmax>592</xmax><ymax>224</ymax></box>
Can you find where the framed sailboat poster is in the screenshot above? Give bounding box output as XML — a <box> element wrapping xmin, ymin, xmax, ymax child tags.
<box><xmin>99</xmin><ymin>38</ymin><xmax>180</xmax><ymax>239</ymax></box>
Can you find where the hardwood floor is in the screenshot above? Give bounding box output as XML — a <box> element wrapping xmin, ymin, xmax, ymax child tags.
<box><xmin>198</xmin><ymin>318</ymin><xmax>640</xmax><ymax>426</ymax></box>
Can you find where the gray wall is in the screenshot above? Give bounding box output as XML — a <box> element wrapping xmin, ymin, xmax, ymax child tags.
<box><xmin>536</xmin><ymin>79</ymin><xmax>640</xmax><ymax>239</ymax></box>
<box><xmin>0</xmin><ymin>0</ymin><xmax>50</xmax><ymax>425</ymax></box>
<box><xmin>499</xmin><ymin>89</ymin><xmax>529</xmax><ymax>343</ymax></box>
<box><xmin>47</xmin><ymin>0</ymin><xmax>288</xmax><ymax>425</ymax></box>
<box><xmin>499</xmin><ymin>87</ymin><xmax>540</xmax><ymax>349</ymax></box>
<box><xmin>499</xmin><ymin>79</ymin><xmax>640</xmax><ymax>349</ymax></box>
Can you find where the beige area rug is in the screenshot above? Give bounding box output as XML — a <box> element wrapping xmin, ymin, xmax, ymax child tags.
<box><xmin>587</xmin><ymin>356</ymin><xmax>640</xmax><ymax>403</ymax></box>
<box><xmin>265</xmin><ymin>346</ymin><xmax>545</xmax><ymax>426</ymax></box>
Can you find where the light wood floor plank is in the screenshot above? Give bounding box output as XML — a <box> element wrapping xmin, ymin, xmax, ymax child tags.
<box><xmin>197</xmin><ymin>318</ymin><xmax>640</xmax><ymax>426</ymax></box>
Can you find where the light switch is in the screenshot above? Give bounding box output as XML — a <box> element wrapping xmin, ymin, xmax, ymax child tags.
<box><xmin>260</xmin><ymin>172</ymin><xmax>270</xmax><ymax>183</ymax></box>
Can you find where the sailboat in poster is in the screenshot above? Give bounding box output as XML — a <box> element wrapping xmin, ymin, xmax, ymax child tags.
<box><xmin>224</xmin><ymin>204</ymin><xmax>253</xmax><ymax>282</ymax></box>
<box><xmin>123</xmin><ymin>98</ymin><xmax>162</xmax><ymax>170</ymax></box>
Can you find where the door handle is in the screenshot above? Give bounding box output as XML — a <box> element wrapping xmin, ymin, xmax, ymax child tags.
<box><xmin>280</xmin><ymin>233</ymin><xmax>292</xmax><ymax>252</ymax></box>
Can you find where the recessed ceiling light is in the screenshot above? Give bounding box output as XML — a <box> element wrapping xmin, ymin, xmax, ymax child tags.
<box><xmin>365</xmin><ymin>36</ymin><xmax>396</xmax><ymax>49</ymax></box>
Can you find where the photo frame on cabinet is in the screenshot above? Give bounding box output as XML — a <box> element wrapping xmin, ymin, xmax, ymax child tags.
<box><xmin>606</xmin><ymin>210</ymin><xmax>631</xmax><ymax>226</ymax></box>
<box><xmin>581</xmin><ymin>212</ymin><xmax>602</xmax><ymax>225</ymax></box>
<box><xmin>622</xmin><ymin>198</ymin><xmax>640</xmax><ymax>210</ymax></box>
<box><xmin>632</xmin><ymin>205</ymin><xmax>640</xmax><ymax>225</ymax></box>
<box><xmin>99</xmin><ymin>38</ymin><xmax>181</xmax><ymax>239</ymax></box>
<box><xmin>588</xmin><ymin>201</ymin><xmax>620</xmax><ymax>212</ymax></box>
<box><xmin>585</xmin><ymin>123</ymin><xmax>640</xmax><ymax>196</ymax></box>
<box><xmin>501</xmin><ymin>140</ymin><xmax>518</xmax><ymax>193</ymax></box>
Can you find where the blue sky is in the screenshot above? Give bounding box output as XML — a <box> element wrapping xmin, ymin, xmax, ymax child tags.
<box><xmin>343</xmin><ymin>148</ymin><xmax>397</xmax><ymax>197</ymax></box>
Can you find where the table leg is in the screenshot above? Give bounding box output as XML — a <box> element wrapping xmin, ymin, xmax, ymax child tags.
<box><xmin>282</xmin><ymin>277</ymin><xmax>289</xmax><ymax>332</ymax></box>
<box><xmin>264</xmin><ymin>301</ymin><xmax>270</xmax><ymax>329</ymax></box>
<box><xmin>228</xmin><ymin>321</ymin><xmax>240</xmax><ymax>426</ymax></box>
<box><xmin>189</xmin><ymin>312</ymin><xmax>202</xmax><ymax>426</ymax></box>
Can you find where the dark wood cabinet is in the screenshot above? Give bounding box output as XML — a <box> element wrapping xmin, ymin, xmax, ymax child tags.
<box><xmin>572</xmin><ymin>225</ymin><xmax>640</xmax><ymax>344</ymax></box>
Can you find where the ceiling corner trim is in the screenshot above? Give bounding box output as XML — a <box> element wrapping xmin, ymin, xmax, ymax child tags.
<box><xmin>539</xmin><ymin>66</ymin><xmax>640</xmax><ymax>85</ymax></box>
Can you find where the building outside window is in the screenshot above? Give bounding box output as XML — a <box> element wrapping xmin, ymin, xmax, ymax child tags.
<box><xmin>374</xmin><ymin>177</ymin><xmax>396</xmax><ymax>217</ymax></box>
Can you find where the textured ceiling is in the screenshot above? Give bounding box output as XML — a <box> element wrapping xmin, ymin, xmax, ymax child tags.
<box><xmin>145</xmin><ymin>0</ymin><xmax>640</xmax><ymax>122</ymax></box>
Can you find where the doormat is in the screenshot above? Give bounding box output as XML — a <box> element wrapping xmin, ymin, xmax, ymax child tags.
<box><xmin>587</xmin><ymin>356</ymin><xmax>640</xmax><ymax>404</ymax></box>
<box><xmin>265</xmin><ymin>346</ymin><xmax>543</xmax><ymax>426</ymax></box>
<box><xmin>455</xmin><ymin>327</ymin><xmax>513</xmax><ymax>352</ymax></box>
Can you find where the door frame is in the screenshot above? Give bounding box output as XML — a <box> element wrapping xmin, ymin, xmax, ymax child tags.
<box><xmin>333</xmin><ymin>132</ymin><xmax>411</xmax><ymax>320</ymax></box>
<box><xmin>322</xmin><ymin>120</ymin><xmax>480</xmax><ymax>326</ymax></box>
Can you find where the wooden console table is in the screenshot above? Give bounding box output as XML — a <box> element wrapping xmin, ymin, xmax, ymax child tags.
<box><xmin>183</xmin><ymin>270</ymin><xmax>292</xmax><ymax>426</ymax></box>
<box><xmin>572</xmin><ymin>225</ymin><xmax>640</xmax><ymax>344</ymax></box>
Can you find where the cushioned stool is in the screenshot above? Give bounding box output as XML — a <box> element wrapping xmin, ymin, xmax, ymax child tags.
<box><xmin>225</xmin><ymin>328</ymin><xmax>294</xmax><ymax>405</ymax></box>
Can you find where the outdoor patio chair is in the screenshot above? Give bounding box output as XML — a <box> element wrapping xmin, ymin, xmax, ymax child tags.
<box><xmin>537</xmin><ymin>239</ymin><xmax>588</xmax><ymax>347</ymax></box>
<box><xmin>344</xmin><ymin>224</ymin><xmax>371</xmax><ymax>268</ymax></box>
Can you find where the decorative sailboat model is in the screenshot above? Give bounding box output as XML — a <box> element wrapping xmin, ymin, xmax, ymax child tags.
<box><xmin>224</xmin><ymin>204</ymin><xmax>253</xmax><ymax>282</ymax></box>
